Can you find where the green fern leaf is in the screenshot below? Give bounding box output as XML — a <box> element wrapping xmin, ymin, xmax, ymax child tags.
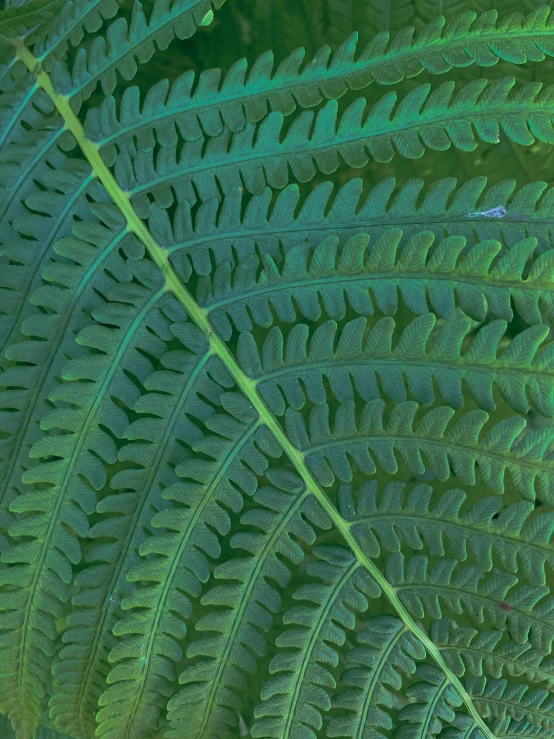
<box><xmin>105</xmin><ymin>76</ymin><xmax>554</xmax><ymax>215</ymax></box>
<box><xmin>338</xmin><ymin>481</ymin><xmax>554</xmax><ymax>587</ymax></box>
<box><xmin>282</xmin><ymin>397</ymin><xmax>554</xmax><ymax>501</ymax></box>
<box><xmin>49</xmin><ymin>0</ymin><xmax>226</xmax><ymax>111</ymax></box>
<box><xmin>196</xmin><ymin>230</ymin><xmax>554</xmax><ymax>341</ymax></box>
<box><xmin>238</xmin><ymin>312</ymin><xmax>554</xmax><ymax>416</ymax></box>
<box><xmin>2</xmin><ymin>5</ymin><xmax>554</xmax><ymax>739</ymax></box>
<box><xmin>0</xmin><ymin>244</ymin><xmax>166</xmax><ymax>735</ymax></box>
<box><xmin>96</xmin><ymin>403</ymin><xmax>308</xmax><ymax>737</ymax></box>
<box><xmin>163</xmin><ymin>493</ymin><xmax>334</xmax><ymax>737</ymax></box>
<box><xmin>249</xmin><ymin>547</ymin><xmax>379</xmax><ymax>738</ymax></box>
<box><xmin>84</xmin><ymin>6</ymin><xmax>554</xmax><ymax>154</ymax></box>
<box><xmin>327</xmin><ymin>615</ymin><xmax>425</xmax><ymax>738</ymax></box>
<box><xmin>0</xmin><ymin>0</ymin><xmax>66</xmax><ymax>39</ymax></box>
<box><xmin>432</xmin><ymin>617</ymin><xmax>554</xmax><ymax>689</ymax></box>
<box><xmin>159</xmin><ymin>177</ymin><xmax>554</xmax><ymax>280</ymax></box>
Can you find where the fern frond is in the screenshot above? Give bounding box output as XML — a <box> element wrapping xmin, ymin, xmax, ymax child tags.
<box><xmin>238</xmin><ymin>312</ymin><xmax>554</xmax><ymax>417</ymax></box>
<box><xmin>7</xmin><ymin>171</ymin><xmax>550</xmax><ymax>406</ymax></box>
<box><xmin>0</xmin><ymin>67</ymin><xmax>58</xmax><ymax>167</ymax></box>
<box><xmin>5</xmin><ymin>34</ymin><xmax>554</xmax><ymax>359</ymax></box>
<box><xmin>327</xmin><ymin>615</ymin><xmax>425</xmax><ymax>739</ymax></box>
<box><xmin>338</xmin><ymin>480</ymin><xmax>554</xmax><ymax>587</ymax></box>
<box><xmin>0</xmin><ymin>0</ymin><xmax>229</xmax><ymax>363</ymax></box>
<box><xmin>163</xmin><ymin>485</ymin><xmax>332</xmax><ymax>738</ymax></box>
<box><xmin>0</xmin><ymin>155</ymin><xmax>95</xmax><ymax>346</ymax></box>
<box><xmin>382</xmin><ymin>552</ymin><xmax>552</xmax><ymax>650</ymax></box>
<box><xmin>0</xmin><ymin>0</ymin><xmax>66</xmax><ymax>40</ymax></box>
<box><xmin>466</xmin><ymin>676</ymin><xmax>554</xmax><ymax>733</ymax></box>
<box><xmin>0</xmin><ymin>0</ymin><xmax>122</xmax><ymax>153</ymax></box>
<box><xmin>85</xmin><ymin>7</ymin><xmax>554</xmax><ymax>153</ymax></box>
<box><xmin>432</xmin><ymin>617</ymin><xmax>554</xmax><ymax>688</ymax></box>
<box><xmin>160</xmin><ymin>177</ymin><xmax>554</xmax><ymax>279</ymax></box>
<box><xmin>0</xmin><ymin>244</ymin><xmax>165</xmax><ymax>735</ymax></box>
<box><xmin>284</xmin><ymin>398</ymin><xmax>554</xmax><ymax>502</ymax></box>
<box><xmin>31</xmin><ymin>0</ymin><xmax>122</xmax><ymax>62</ymax></box>
<box><xmin>49</xmin><ymin>297</ymin><xmax>211</xmax><ymax>737</ymax></box>
<box><xmin>0</xmin><ymin>0</ymin><xmax>227</xmax><ymax>349</ymax></box>
<box><xmin>95</xmin><ymin>402</ymin><xmax>302</xmax><ymax>737</ymax></box>
<box><xmin>49</xmin><ymin>0</ymin><xmax>226</xmax><ymax>112</ymax></box>
<box><xmin>248</xmin><ymin>547</ymin><xmax>379</xmax><ymax>738</ymax></box>
<box><xmin>0</xmin><ymin>199</ymin><xmax>132</xmax><ymax>538</ymax></box>
<box><xmin>3</xmin><ymin>8</ymin><xmax>554</xmax><ymax>738</ymax></box>
<box><xmin>199</xmin><ymin>231</ymin><xmax>554</xmax><ymax>339</ymax></box>
<box><xmin>331</xmin><ymin>594</ymin><xmax>554</xmax><ymax>737</ymax></box>
<box><xmin>335</xmin><ymin>610</ymin><xmax>554</xmax><ymax>738</ymax></box>
<box><xmin>395</xmin><ymin>664</ymin><xmax>479</xmax><ymax>739</ymax></box>
<box><xmin>0</xmin><ymin>0</ymin><xmax>223</xmax><ymax>229</ymax></box>
<box><xmin>111</xmin><ymin>76</ymin><xmax>554</xmax><ymax>213</ymax></box>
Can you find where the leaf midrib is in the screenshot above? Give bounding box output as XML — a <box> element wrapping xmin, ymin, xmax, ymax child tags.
<box><xmin>356</xmin><ymin>626</ymin><xmax>406</xmax><ymax>739</ymax></box>
<box><xmin>304</xmin><ymin>431</ymin><xmax>553</xmax><ymax>479</ymax></box>
<box><xmin>441</xmin><ymin>643</ymin><xmax>554</xmax><ymax>682</ymax></box>
<box><xmin>0</xmin><ymin>84</ymin><xmax>36</xmax><ymax>151</ymax></box>
<box><xmin>0</xmin><ymin>0</ymin><xmax>121</xmax><ymax>150</ymax></box>
<box><xmin>255</xmin><ymin>354</ymin><xmax>553</xmax><ymax>383</ymax></box>
<box><xmin>2</xmin><ymin>172</ymin><xmax>94</xmax><ymax>352</ymax></box>
<box><xmin>282</xmin><ymin>562</ymin><xmax>360</xmax><ymax>739</ymax></box>
<box><xmin>473</xmin><ymin>693</ymin><xmax>554</xmax><ymax>724</ymax></box>
<box><xmin>352</xmin><ymin>511</ymin><xmax>554</xmax><ymax>559</ymax></box>
<box><xmin>204</xmin><ymin>269</ymin><xmax>553</xmax><ymax>312</ymax></box>
<box><xmin>24</xmin><ymin>0</ymin><xmax>209</xmax><ymax>105</ymax></box>
<box><xmin>397</xmin><ymin>582</ymin><xmax>552</xmax><ymax>634</ymax></box>
<box><xmin>36</xmin><ymin>0</ymin><xmax>114</xmax><ymax>63</ymax></box>
<box><xmin>421</xmin><ymin>681</ymin><xmax>449</xmax><ymax>739</ymax></box>
<box><xmin>0</xmin><ymin>126</ymin><xmax>64</xmax><ymax>221</ymax></box>
<box><xmin>68</xmin><ymin>0</ymin><xmax>210</xmax><ymax>106</ymax></box>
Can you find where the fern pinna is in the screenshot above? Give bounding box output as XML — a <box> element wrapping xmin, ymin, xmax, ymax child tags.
<box><xmin>1</xmin><ymin>0</ymin><xmax>554</xmax><ymax>737</ymax></box>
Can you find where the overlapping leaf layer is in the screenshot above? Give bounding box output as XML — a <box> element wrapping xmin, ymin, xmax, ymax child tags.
<box><xmin>1</xmin><ymin>2</ymin><xmax>554</xmax><ymax>739</ymax></box>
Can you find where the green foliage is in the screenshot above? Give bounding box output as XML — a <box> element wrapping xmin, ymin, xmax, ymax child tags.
<box><xmin>0</xmin><ymin>0</ymin><xmax>65</xmax><ymax>39</ymax></box>
<box><xmin>1</xmin><ymin>2</ymin><xmax>554</xmax><ymax>739</ymax></box>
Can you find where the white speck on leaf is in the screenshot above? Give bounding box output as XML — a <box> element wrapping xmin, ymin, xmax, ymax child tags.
<box><xmin>466</xmin><ymin>206</ymin><xmax>507</xmax><ymax>219</ymax></box>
